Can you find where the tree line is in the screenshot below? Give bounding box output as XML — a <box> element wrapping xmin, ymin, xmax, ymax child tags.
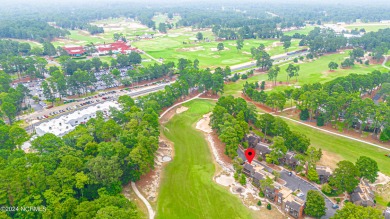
<box><xmin>244</xmin><ymin>70</ymin><xmax>390</xmax><ymax>142</ymax></box>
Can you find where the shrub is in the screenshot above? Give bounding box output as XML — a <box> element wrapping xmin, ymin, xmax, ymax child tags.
<box><xmin>317</xmin><ymin>114</ymin><xmax>325</xmax><ymax>126</ymax></box>
<box><xmin>387</xmin><ymin>201</ymin><xmax>390</xmax><ymax>207</ymax></box>
<box><xmin>321</xmin><ymin>183</ymin><xmax>332</xmax><ymax>194</ymax></box>
<box><xmin>241</xmin><ymin>74</ymin><xmax>248</xmax><ymax>79</ymax></box>
<box><xmin>239</xmin><ymin>174</ymin><xmax>246</xmax><ymax>185</ymax></box>
<box><xmin>293</xmin><ymin>58</ymin><xmax>298</xmax><ymax>63</ymax></box>
<box><xmin>364</xmin><ymin>60</ymin><xmax>370</xmax><ymax>65</ymax></box>
<box><xmin>335</xmin><ymin>198</ymin><xmax>341</xmax><ymax>204</ymax></box>
<box><xmin>267</xmin><ymin>203</ymin><xmax>271</xmax><ymax>210</ymax></box>
<box><xmin>257</xmin><ymin>201</ymin><xmax>262</xmax><ymax>206</ymax></box>
<box><xmin>300</xmin><ymin>109</ymin><xmax>309</xmax><ymax>120</ymax></box>
<box><xmin>259</xmin><ymin>191</ymin><xmax>265</xmax><ymax>197</ymax></box>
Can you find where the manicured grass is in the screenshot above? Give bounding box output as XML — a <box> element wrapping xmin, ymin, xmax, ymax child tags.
<box><xmin>157</xmin><ymin>99</ymin><xmax>254</xmax><ymax>219</ymax></box>
<box><xmin>224</xmin><ymin>51</ymin><xmax>387</xmax><ymax>96</ymax></box>
<box><xmin>133</xmin><ymin>28</ymin><xmax>306</xmax><ymax>68</ymax></box>
<box><xmin>345</xmin><ymin>23</ymin><xmax>390</xmax><ymax>32</ymax></box>
<box><xmin>282</xmin><ymin>119</ymin><xmax>390</xmax><ymax>176</ymax></box>
<box><xmin>153</xmin><ymin>13</ymin><xmax>181</xmax><ymax>25</ymax></box>
<box><xmin>283</xmin><ymin>26</ymin><xmax>316</xmax><ymax>36</ymax></box>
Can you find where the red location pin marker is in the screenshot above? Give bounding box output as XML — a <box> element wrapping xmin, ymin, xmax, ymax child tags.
<box><xmin>245</xmin><ymin>148</ymin><xmax>256</xmax><ymax>164</ymax></box>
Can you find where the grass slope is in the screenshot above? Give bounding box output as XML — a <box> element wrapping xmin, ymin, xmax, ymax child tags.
<box><xmin>283</xmin><ymin>119</ymin><xmax>390</xmax><ymax>176</ymax></box>
<box><xmin>157</xmin><ymin>100</ymin><xmax>253</xmax><ymax>219</ymax></box>
<box><xmin>224</xmin><ymin>51</ymin><xmax>387</xmax><ymax>96</ymax></box>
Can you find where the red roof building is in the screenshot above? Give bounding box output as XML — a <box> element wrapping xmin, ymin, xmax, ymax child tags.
<box><xmin>63</xmin><ymin>46</ymin><xmax>86</xmax><ymax>56</ymax></box>
<box><xmin>96</xmin><ymin>41</ymin><xmax>135</xmax><ymax>55</ymax></box>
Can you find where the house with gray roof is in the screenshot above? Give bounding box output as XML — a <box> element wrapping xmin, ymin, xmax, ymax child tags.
<box><xmin>316</xmin><ymin>166</ymin><xmax>332</xmax><ymax>184</ymax></box>
<box><xmin>255</xmin><ymin>143</ymin><xmax>271</xmax><ymax>159</ymax></box>
<box><xmin>384</xmin><ymin>207</ymin><xmax>390</xmax><ymax>219</ymax></box>
<box><xmin>350</xmin><ymin>179</ymin><xmax>375</xmax><ymax>207</ymax></box>
<box><xmin>243</xmin><ymin>163</ymin><xmax>254</xmax><ymax>177</ymax></box>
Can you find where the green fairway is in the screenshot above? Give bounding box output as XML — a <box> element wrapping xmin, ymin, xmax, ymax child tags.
<box><xmin>282</xmin><ymin>119</ymin><xmax>390</xmax><ymax>176</ymax></box>
<box><xmin>132</xmin><ymin>28</ymin><xmax>307</xmax><ymax>68</ymax></box>
<box><xmin>283</xmin><ymin>26</ymin><xmax>316</xmax><ymax>36</ymax></box>
<box><xmin>345</xmin><ymin>23</ymin><xmax>390</xmax><ymax>32</ymax></box>
<box><xmin>157</xmin><ymin>99</ymin><xmax>254</xmax><ymax>219</ymax></box>
<box><xmin>224</xmin><ymin>51</ymin><xmax>387</xmax><ymax>96</ymax></box>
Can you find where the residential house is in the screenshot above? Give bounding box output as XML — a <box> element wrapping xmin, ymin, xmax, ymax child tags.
<box><xmin>276</xmin><ymin>187</ymin><xmax>293</xmax><ymax>206</ymax></box>
<box><xmin>283</xmin><ymin>196</ymin><xmax>305</xmax><ymax>219</ymax></box>
<box><xmin>265</xmin><ymin>186</ymin><xmax>277</xmax><ymax>202</ymax></box>
<box><xmin>245</xmin><ymin>132</ymin><xmax>261</xmax><ymax>148</ymax></box>
<box><xmin>242</xmin><ymin>163</ymin><xmax>254</xmax><ymax>177</ymax></box>
<box><xmin>255</xmin><ymin>143</ymin><xmax>271</xmax><ymax>160</ymax></box>
<box><xmin>384</xmin><ymin>207</ymin><xmax>390</xmax><ymax>219</ymax></box>
<box><xmin>316</xmin><ymin>166</ymin><xmax>332</xmax><ymax>184</ymax></box>
<box><xmin>252</xmin><ymin>171</ymin><xmax>265</xmax><ymax>187</ymax></box>
<box><xmin>237</xmin><ymin>148</ymin><xmax>246</xmax><ymax>163</ymax></box>
<box><xmin>251</xmin><ymin>166</ymin><xmax>274</xmax><ymax>187</ymax></box>
<box><xmin>279</xmin><ymin>151</ymin><xmax>300</xmax><ymax>170</ymax></box>
<box><xmin>350</xmin><ymin>179</ymin><xmax>375</xmax><ymax>207</ymax></box>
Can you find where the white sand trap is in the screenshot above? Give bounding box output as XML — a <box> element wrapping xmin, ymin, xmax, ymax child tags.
<box><xmin>196</xmin><ymin>113</ymin><xmax>212</xmax><ymax>133</ymax></box>
<box><xmin>168</xmin><ymin>34</ymin><xmax>179</xmax><ymax>37</ymax></box>
<box><xmin>242</xmin><ymin>51</ymin><xmax>251</xmax><ymax>55</ymax></box>
<box><xmin>216</xmin><ymin>174</ymin><xmax>235</xmax><ymax>187</ymax></box>
<box><xmin>189</xmin><ymin>37</ymin><xmax>198</xmax><ymax>40</ymax></box>
<box><xmin>176</xmin><ymin>106</ymin><xmax>188</xmax><ymax>114</ymax></box>
<box><xmin>162</xmin><ymin>156</ymin><xmax>172</xmax><ymax>162</ymax></box>
<box><xmin>249</xmin><ymin>206</ymin><xmax>260</xmax><ymax>211</ymax></box>
<box><xmin>178</xmin><ymin>46</ymin><xmax>205</xmax><ymax>52</ymax></box>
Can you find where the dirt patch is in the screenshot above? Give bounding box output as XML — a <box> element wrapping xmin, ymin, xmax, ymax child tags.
<box><xmin>136</xmin><ymin>138</ymin><xmax>174</xmax><ymax>203</ymax></box>
<box><xmin>177</xmin><ymin>46</ymin><xmax>205</xmax><ymax>52</ymax></box>
<box><xmin>317</xmin><ymin>150</ymin><xmax>343</xmax><ymax>170</ymax></box>
<box><xmin>176</xmin><ymin>106</ymin><xmax>188</xmax><ymax>114</ymax></box>
<box><xmin>210</xmin><ymin>47</ymin><xmax>230</xmax><ymax>52</ymax></box>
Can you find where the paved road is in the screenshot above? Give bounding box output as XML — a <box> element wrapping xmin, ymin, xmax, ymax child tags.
<box><xmin>252</xmin><ymin>160</ymin><xmax>336</xmax><ymax>218</ymax></box>
<box><xmin>23</xmin><ymin>83</ymin><xmax>173</xmax><ymax>130</ymax></box>
<box><xmin>280</xmin><ymin>170</ymin><xmax>336</xmax><ymax>219</ymax></box>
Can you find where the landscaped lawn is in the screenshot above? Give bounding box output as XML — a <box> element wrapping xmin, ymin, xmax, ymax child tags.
<box><xmin>282</xmin><ymin>119</ymin><xmax>390</xmax><ymax>176</ymax></box>
<box><xmin>345</xmin><ymin>23</ymin><xmax>390</xmax><ymax>32</ymax></box>
<box><xmin>224</xmin><ymin>51</ymin><xmax>388</xmax><ymax>97</ymax></box>
<box><xmin>133</xmin><ymin>28</ymin><xmax>307</xmax><ymax>68</ymax></box>
<box><xmin>283</xmin><ymin>26</ymin><xmax>316</xmax><ymax>36</ymax></box>
<box><xmin>157</xmin><ymin>99</ymin><xmax>255</xmax><ymax>219</ymax></box>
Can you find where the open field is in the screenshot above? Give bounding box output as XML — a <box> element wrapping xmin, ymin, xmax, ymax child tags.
<box><xmin>52</xmin><ymin>18</ymin><xmax>155</xmax><ymax>48</ymax></box>
<box><xmin>345</xmin><ymin>23</ymin><xmax>390</xmax><ymax>32</ymax></box>
<box><xmin>153</xmin><ymin>13</ymin><xmax>181</xmax><ymax>25</ymax></box>
<box><xmin>283</xmin><ymin>26</ymin><xmax>316</xmax><ymax>36</ymax></box>
<box><xmin>224</xmin><ymin>51</ymin><xmax>388</xmax><ymax>96</ymax></box>
<box><xmin>133</xmin><ymin>28</ymin><xmax>307</xmax><ymax>68</ymax></box>
<box><xmin>157</xmin><ymin>99</ymin><xmax>256</xmax><ymax>219</ymax></box>
<box><xmin>282</xmin><ymin>118</ymin><xmax>390</xmax><ymax>176</ymax></box>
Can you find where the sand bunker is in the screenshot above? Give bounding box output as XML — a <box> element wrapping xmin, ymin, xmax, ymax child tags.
<box><xmin>162</xmin><ymin>156</ymin><xmax>172</xmax><ymax>162</ymax></box>
<box><xmin>176</xmin><ymin>106</ymin><xmax>188</xmax><ymax>114</ymax></box>
<box><xmin>196</xmin><ymin>113</ymin><xmax>212</xmax><ymax>133</ymax></box>
<box><xmin>216</xmin><ymin>174</ymin><xmax>235</xmax><ymax>187</ymax></box>
<box><xmin>178</xmin><ymin>46</ymin><xmax>205</xmax><ymax>52</ymax></box>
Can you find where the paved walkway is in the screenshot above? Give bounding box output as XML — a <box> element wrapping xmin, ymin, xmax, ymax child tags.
<box><xmin>131</xmin><ymin>182</ymin><xmax>155</xmax><ymax>219</ymax></box>
<box><xmin>382</xmin><ymin>55</ymin><xmax>390</xmax><ymax>70</ymax></box>
<box><xmin>279</xmin><ymin>115</ymin><xmax>390</xmax><ymax>152</ymax></box>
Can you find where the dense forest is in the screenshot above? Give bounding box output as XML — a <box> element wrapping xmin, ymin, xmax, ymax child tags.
<box><xmin>0</xmin><ymin>1</ymin><xmax>390</xmax><ymax>42</ymax></box>
<box><xmin>0</xmin><ymin>95</ymin><xmax>160</xmax><ymax>218</ymax></box>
